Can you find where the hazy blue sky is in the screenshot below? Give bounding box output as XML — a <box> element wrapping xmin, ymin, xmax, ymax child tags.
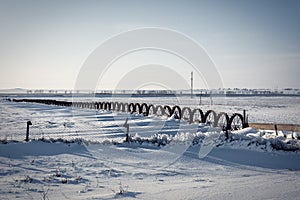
<box><xmin>0</xmin><ymin>0</ymin><xmax>300</xmax><ymax>90</ymax></box>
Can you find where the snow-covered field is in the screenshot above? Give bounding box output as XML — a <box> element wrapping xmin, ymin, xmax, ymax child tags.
<box><xmin>1</xmin><ymin>140</ymin><xmax>300</xmax><ymax>200</ymax></box>
<box><xmin>1</xmin><ymin>98</ymin><xmax>300</xmax><ymax>199</ymax></box>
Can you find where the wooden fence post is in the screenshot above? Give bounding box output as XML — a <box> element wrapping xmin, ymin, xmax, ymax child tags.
<box><xmin>123</xmin><ymin>118</ymin><xmax>130</xmax><ymax>142</ymax></box>
<box><xmin>26</xmin><ymin>121</ymin><xmax>32</xmax><ymax>142</ymax></box>
<box><xmin>274</xmin><ymin>124</ymin><xmax>278</xmax><ymax>136</ymax></box>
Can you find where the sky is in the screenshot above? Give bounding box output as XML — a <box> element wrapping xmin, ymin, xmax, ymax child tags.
<box><xmin>0</xmin><ymin>0</ymin><xmax>300</xmax><ymax>90</ymax></box>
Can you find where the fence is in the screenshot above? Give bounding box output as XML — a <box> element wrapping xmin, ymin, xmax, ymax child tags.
<box><xmin>11</xmin><ymin>98</ymin><xmax>248</xmax><ymax>131</ymax></box>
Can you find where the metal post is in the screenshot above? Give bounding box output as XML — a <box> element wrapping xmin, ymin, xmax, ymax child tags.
<box><xmin>274</xmin><ymin>124</ymin><xmax>278</xmax><ymax>136</ymax></box>
<box><xmin>26</xmin><ymin>121</ymin><xmax>32</xmax><ymax>142</ymax></box>
<box><xmin>243</xmin><ymin>110</ymin><xmax>249</xmax><ymax>128</ymax></box>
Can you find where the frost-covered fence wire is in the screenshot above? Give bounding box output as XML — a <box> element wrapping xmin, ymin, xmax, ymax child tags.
<box><xmin>1</xmin><ymin>119</ymin><xmax>126</xmax><ymax>142</ymax></box>
<box><xmin>0</xmin><ymin>98</ymin><xmax>249</xmax><ymax>142</ymax></box>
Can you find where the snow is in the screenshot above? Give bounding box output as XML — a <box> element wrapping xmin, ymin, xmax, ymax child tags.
<box><xmin>1</xmin><ymin>140</ymin><xmax>300</xmax><ymax>199</ymax></box>
<box><xmin>1</xmin><ymin>98</ymin><xmax>300</xmax><ymax>199</ymax></box>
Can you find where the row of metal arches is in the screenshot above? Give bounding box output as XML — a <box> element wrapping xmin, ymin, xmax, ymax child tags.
<box><xmin>12</xmin><ymin>99</ymin><xmax>246</xmax><ymax>131</ymax></box>
<box><xmin>72</xmin><ymin>101</ymin><xmax>246</xmax><ymax>131</ymax></box>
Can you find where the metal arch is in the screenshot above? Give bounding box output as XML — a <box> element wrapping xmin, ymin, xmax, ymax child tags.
<box><xmin>229</xmin><ymin>113</ymin><xmax>244</xmax><ymax>131</ymax></box>
<box><xmin>128</xmin><ymin>103</ymin><xmax>136</xmax><ymax>113</ymax></box>
<box><xmin>181</xmin><ymin>107</ymin><xmax>193</xmax><ymax>123</ymax></box>
<box><xmin>147</xmin><ymin>104</ymin><xmax>156</xmax><ymax>116</ymax></box>
<box><xmin>104</xmin><ymin>102</ymin><xmax>112</xmax><ymax>110</ymax></box>
<box><xmin>135</xmin><ymin>103</ymin><xmax>142</xmax><ymax>114</ymax></box>
<box><xmin>216</xmin><ymin>112</ymin><xmax>230</xmax><ymax>130</ymax></box>
<box><xmin>110</xmin><ymin>102</ymin><xmax>118</xmax><ymax>111</ymax></box>
<box><xmin>163</xmin><ymin>105</ymin><xmax>172</xmax><ymax>117</ymax></box>
<box><xmin>171</xmin><ymin>105</ymin><xmax>182</xmax><ymax>119</ymax></box>
<box><xmin>191</xmin><ymin>108</ymin><xmax>205</xmax><ymax>123</ymax></box>
<box><xmin>155</xmin><ymin>105</ymin><xmax>164</xmax><ymax>116</ymax></box>
<box><xmin>140</xmin><ymin>103</ymin><xmax>149</xmax><ymax>116</ymax></box>
<box><xmin>123</xmin><ymin>103</ymin><xmax>129</xmax><ymax>112</ymax></box>
<box><xmin>204</xmin><ymin>110</ymin><xmax>217</xmax><ymax>127</ymax></box>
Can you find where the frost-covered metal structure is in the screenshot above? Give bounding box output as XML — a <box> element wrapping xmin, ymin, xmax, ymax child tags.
<box><xmin>11</xmin><ymin>98</ymin><xmax>247</xmax><ymax>131</ymax></box>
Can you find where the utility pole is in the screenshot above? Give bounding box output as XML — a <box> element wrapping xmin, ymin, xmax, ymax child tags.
<box><xmin>191</xmin><ymin>71</ymin><xmax>193</xmax><ymax>98</ymax></box>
